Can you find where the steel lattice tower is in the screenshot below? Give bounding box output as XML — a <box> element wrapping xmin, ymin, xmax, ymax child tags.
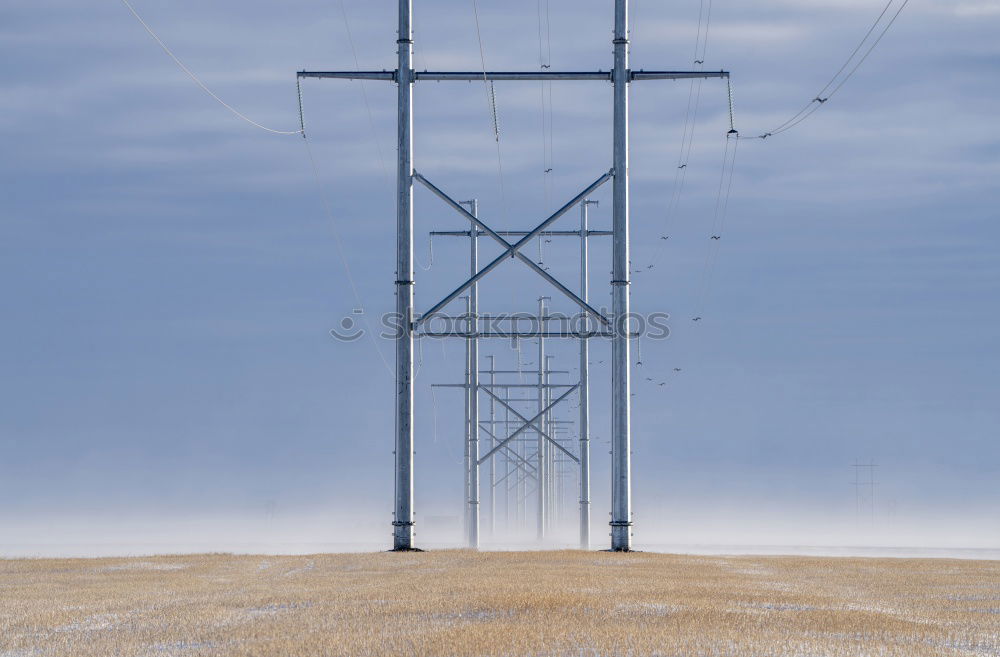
<box><xmin>299</xmin><ymin>0</ymin><xmax>729</xmax><ymax>552</ymax></box>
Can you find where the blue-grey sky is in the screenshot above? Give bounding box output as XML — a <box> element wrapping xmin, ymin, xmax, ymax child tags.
<box><xmin>1</xmin><ymin>0</ymin><xmax>998</xmax><ymax>554</ymax></box>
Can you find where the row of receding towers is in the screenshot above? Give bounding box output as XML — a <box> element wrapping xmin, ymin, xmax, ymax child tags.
<box><xmin>431</xmin><ymin>200</ymin><xmax>606</xmax><ymax>548</ymax></box>
<box><xmin>298</xmin><ymin>0</ymin><xmax>728</xmax><ymax>551</ymax></box>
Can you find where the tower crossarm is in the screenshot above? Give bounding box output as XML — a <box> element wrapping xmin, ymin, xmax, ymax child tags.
<box><xmin>298</xmin><ymin>70</ymin><xmax>729</xmax><ymax>82</ymax></box>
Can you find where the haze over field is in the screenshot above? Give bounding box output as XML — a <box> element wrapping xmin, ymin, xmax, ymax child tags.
<box><xmin>1</xmin><ymin>0</ymin><xmax>998</xmax><ymax>554</ymax></box>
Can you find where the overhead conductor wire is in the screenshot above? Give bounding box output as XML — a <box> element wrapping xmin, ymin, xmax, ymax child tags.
<box><xmin>471</xmin><ymin>0</ymin><xmax>517</xmax><ymax>319</ymax></box>
<box><xmin>119</xmin><ymin>0</ymin><xmax>302</xmax><ymax>135</ymax></box>
<box><xmin>336</xmin><ymin>0</ymin><xmax>431</xmax><ymax>273</ymax></box>
<box><xmin>749</xmin><ymin>0</ymin><xmax>911</xmax><ymax>140</ymax></box>
<box><xmin>471</xmin><ymin>0</ymin><xmax>509</xmax><ymax>216</ymax></box>
<box><xmin>665</xmin><ymin>104</ymin><xmax>739</xmax><ymax>386</ymax></box>
<box><xmin>338</xmin><ymin>0</ymin><xmax>391</xmax><ymax>182</ymax></box>
<box><xmin>121</xmin><ymin>0</ymin><xmax>390</xmax><ymax>374</ymax></box>
<box><xmin>646</xmin><ymin>0</ymin><xmax>713</xmax><ymax>273</ymax></box>
<box><xmin>298</xmin><ymin>85</ymin><xmax>394</xmax><ymax>375</ymax></box>
<box><xmin>693</xmin><ymin>128</ymin><xmax>739</xmax><ymax>320</ymax></box>
<box><xmin>536</xmin><ymin>0</ymin><xmax>554</xmax><ymax>265</ymax></box>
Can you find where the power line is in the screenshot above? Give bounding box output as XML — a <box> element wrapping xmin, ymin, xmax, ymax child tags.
<box><xmin>675</xmin><ymin>0</ymin><xmax>713</xmax><ymax>199</ymax></box>
<box><xmin>118</xmin><ymin>0</ymin><xmax>302</xmax><ymax>136</ymax></box>
<box><xmin>749</xmin><ymin>0</ymin><xmax>911</xmax><ymax>140</ymax></box>
<box><xmin>121</xmin><ymin>0</ymin><xmax>386</xmax><ymax>368</ymax></box>
<box><xmin>646</xmin><ymin>0</ymin><xmax>713</xmax><ymax>272</ymax></box>
<box><xmin>471</xmin><ymin>0</ymin><xmax>509</xmax><ymax>219</ymax></box>
<box><xmin>641</xmin><ymin>2</ymin><xmax>910</xmax><ymax>385</ymax></box>
<box><xmin>472</xmin><ymin>0</ymin><xmax>501</xmax><ymax>143</ymax></box>
<box><xmin>121</xmin><ymin>0</ymin><xmax>389</xmax><ymax>372</ymax></box>
<box><xmin>694</xmin><ymin>132</ymin><xmax>739</xmax><ymax>319</ymax></box>
<box><xmin>298</xmin><ymin>95</ymin><xmax>393</xmax><ymax>375</ymax></box>
<box><xmin>545</xmin><ymin>0</ymin><xmax>555</xmax><ymax>204</ymax></box>
<box><xmin>338</xmin><ymin>0</ymin><xmax>436</xmax><ymax>276</ymax></box>
<box><xmin>699</xmin><ymin>0</ymin><xmax>714</xmax><ymax>64</ymax></box>
<box><xmin>338</xmin><ymin>0</ymin><xmax>391</xmax><ymax>183</ymax></box>
<box><xmin>645</xmin><ymin>0</ymin><xmax>911</xmax><ymax>392</ymax></box>
<box><xmin>632</xmin><ymin>0</ymin><xmax>730</xmax><ymax>389</ymax></box>
<box><xmin>537</xmin><ymin>0</ymin><xmax>556</xmax><ymax>266</ymax></box>
<box><xmin>635</xmin><ymin>131</ymin><xmax>738</xmax><ymax>395</ymax></box>
<box><xmin>768</xmin><ymin>0</ymin><xmax>895</xmax><ymax>136</ymax></box>
<box><xmin>537</xmin><ymin>0</ymin><xmax>555</xmax><ymax>213</ymax></box>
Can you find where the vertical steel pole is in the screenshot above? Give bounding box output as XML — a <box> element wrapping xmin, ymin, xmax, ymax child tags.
<box><xmin>503</xmin><ymin>382</ymin><xmax>510</xmax><ymax>533</ymax></box>
<box><xmin>579</xmin><ymin>200</ymin><xmax>593</xmax><ymax>549</ymax></box>
<box><xmin>536</xmin><ymin>297</ymin><xmax>547</xmax><ymax>540</ymax></box>
<box><xmin>463</xmin><ymin>296</ymin><xmax>472</xmax><ymax>543</ymax></box>
<box><xmin>545</xmin><ymin>356</ymin><xmax>563</xmax><ymax>530</ymax></box>
<box><xmin>544</xmin><ymin>355</ymin><xmax>553</xmax><ymax>533</ymax></box>
<box><xmin>488</xmin><ymin>355</ymin><xmax>496</xmax><ymax>537</ymax></box>
<box><xmin>467</xmin><ymin>202</ymin><xmax>480</xmax><ymax>549</ymax></box>
<box><xmin>392</xmin><ymin>0</ymin><xmax>416</xmax><ymax>551</ymax></box>
<box><xmin>610</xmin><ymin>0</ymin><xmax>633</xmax><ymax>551</ymax></box>
<box><xmin>506</xmin><ymin>385</ymin><xmax>516</xmax><ymax>531</ymax></box>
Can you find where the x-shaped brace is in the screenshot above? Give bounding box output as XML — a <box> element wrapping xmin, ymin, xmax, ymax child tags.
<box><xmin>477</xmin><ymin>385</ymin><xmax>580</xmax><ymax>466</ymax></box>
<box><xmin>494</xmin><ymin>458</ymin><xmax>538</xmax><ymax>488</ymax></box>
<box><xmin>479</xmin><ymin>424</ymin><xmax>537</xmax><ymax>477</ymax></box>
<box><xmin>413</xmin><ymin>171</ymin><xmax>613</xmax><ymax>328</ymax></box>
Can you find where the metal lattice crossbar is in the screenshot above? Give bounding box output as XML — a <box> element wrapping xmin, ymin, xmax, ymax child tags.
<box><xmin>478</xmin><ymin>384</ymin><xmax>581</xmax><ymax>465</ymax></box>
<box><xmin>413</xmin><ymin>173</ymin><xmax>612</xmax><ymax>327</ymax></box>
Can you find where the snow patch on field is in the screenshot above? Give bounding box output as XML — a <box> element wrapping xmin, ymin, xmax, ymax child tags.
<box><xmin>717</xmin><ymin>561</ymin><xmax>777</xmax><ymax>578</ymax></box>
<box><xmin>53</xmin><ymin>613</ymin><xmax>121</xmax><ymax>633</ymax></box>
<box><xmin>947</xmin><ymin>593</ymin><xmax>1000</xmax><ymax>602</ymax></box>
<box><xmin>140</xmin><ymin>640</ymin><xmax>215</xmax><ymax>656</ymax></box>
<box><xmin>281</xmin><ymin>560</ymin><xmax>315</xmax><ymax>577</ymax></box>
<box><xmin>424</xmin><ymin>609</ymin><xmax>515</xmax><ymax>624</ymax></box>
<box><xmin>738</xmin><ymin>601</ymin><xmax>820</xmax><ymax>612</ymax></box>
<box><xmin>931</xmin><ymin>636</ymin><xmax>1000</xmax><ymax>656</ymax></box>
<box><xmin>615</xmin><ymin>602</ymin><xmax>680</xmax><ymax>617</ymax></box>
<box><xmin>245</xmin><ymin>602</ymin><xmax>313</xmax><ymax>618</ymax></box>
<box><xmin>96</xmin><ymin>562</ymin><xmax>188</xmax><ymax>573</ymax></box>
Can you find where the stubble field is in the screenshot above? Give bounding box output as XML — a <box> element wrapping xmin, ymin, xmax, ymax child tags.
<box><xmin>2</xmin><ymin>550</ymin><xmax>999</xmax><ymax>656</ymax></box>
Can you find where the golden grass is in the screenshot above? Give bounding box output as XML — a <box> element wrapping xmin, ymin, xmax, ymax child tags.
<box><xmin>2</xmin><ymin>550</ymin><xmax>999</xmax><ymax>656</ymax></box>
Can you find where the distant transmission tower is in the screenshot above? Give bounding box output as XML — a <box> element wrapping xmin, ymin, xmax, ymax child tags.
<box><xmin>298</xmin><ymin>0</ymin><xmax>731</xmax><ymax>552</ymax></box>
<box><xmin>853</xmin><ymin>460</ymin><xmax>878</xmax><ymax>528</ymax></box>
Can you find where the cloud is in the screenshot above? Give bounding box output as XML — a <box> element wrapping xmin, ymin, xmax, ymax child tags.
<box><xmin>953</xmin><ymin>0</ymin><xmax>1000</xmax><ymax>16</ymax></box>
<box><xmin>639</xmin><ymin>19</ymin><xmax>813</xmax><ymax>48</ymax></box>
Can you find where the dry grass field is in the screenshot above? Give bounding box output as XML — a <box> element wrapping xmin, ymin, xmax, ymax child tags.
<box><xmin>2</xmin><ymin>550</ymin><xmax>999</xmax><ymax>657</ymax></box>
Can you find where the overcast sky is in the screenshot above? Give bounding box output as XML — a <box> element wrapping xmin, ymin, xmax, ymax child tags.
<box><xmin>1</xmin><ymin>0</ymin><xmax>998</xmax><ymax>554</ymax></box>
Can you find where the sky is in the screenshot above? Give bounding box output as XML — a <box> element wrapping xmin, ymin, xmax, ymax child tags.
<box><xmin>1</xmin><ymin>0</ymin><xmax>998</xmax><ymax>555</ymax></box>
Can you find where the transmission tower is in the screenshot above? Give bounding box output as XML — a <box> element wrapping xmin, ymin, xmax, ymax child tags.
<box><xmin>853</xmin><ymin>460</ymin><xmax>879</xmax><ymax>528</ymax></box>
<box><xmin>298</xmin><ymin>0</ymin><xmax>730</xmax><ymax>552</ymax></box>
